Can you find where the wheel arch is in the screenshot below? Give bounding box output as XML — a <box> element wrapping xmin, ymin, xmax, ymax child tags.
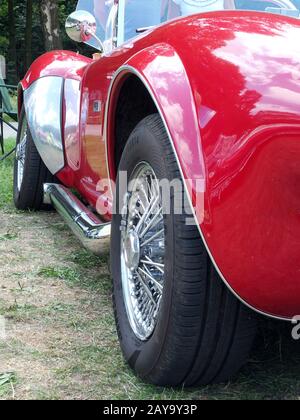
<box><xmin>110</xmin><ymin>73</ymin><xmax>158</xmax><ymax>177</ymax></box>
<box><xmin>106</xmin><ymin>43</ymin><xmax>206</xmax><ymax>189</ymax></box>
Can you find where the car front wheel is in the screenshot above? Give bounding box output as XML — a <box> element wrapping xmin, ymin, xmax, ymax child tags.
<box><xmin>111</xmin><ymin>114</ymin><xmax>257</xmax><ymax>387</ymax></box>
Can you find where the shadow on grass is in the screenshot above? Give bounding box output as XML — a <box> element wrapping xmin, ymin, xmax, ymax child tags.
<box><xmin>200</xmin><ymin>319</ymin><xmax>300</xmax><ymax>400</ymax></box>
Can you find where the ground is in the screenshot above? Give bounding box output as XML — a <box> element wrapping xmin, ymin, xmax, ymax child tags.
<box><xmin>1</xmin><ymin>140</ymin><xmax>300</xmax><ymax>400</ymax></box>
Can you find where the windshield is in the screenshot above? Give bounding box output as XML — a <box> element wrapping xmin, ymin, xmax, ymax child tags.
<box><xmin>76</xmin><ymin>0</ymin><xmax>300</xmax><ymax>49</ymax></box>
<box><xmin>76</xmin><ymin>0</ymin><xmax>114</xmax><ymax>49</ymax></box>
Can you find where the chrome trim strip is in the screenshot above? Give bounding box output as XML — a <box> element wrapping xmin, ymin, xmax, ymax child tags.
<box><xmin>102</xmin><ymin>2</ymin><xmax>119</xmax><ymax>53</ymax></box>
<box><xmin>44</xmin><ymin>183</ymin><xmax>111</xmax><ymax>255</ymax></box>
<box><xmin>105</xmin><ymin>65</ymin><xmax>290</xmax><ymax>322</ymax></box>
<box><xmin>24</xmin><ymin>76</ymin><xmax>65</xmax><ymax>175</ymax></box>
<box><xmin>64</xmin><ymin>79</ymin><xmax>81</xmax><ymax>171</ymax></box>
<box><xmin>117</xmin><ymin>0</ymin><xmax>126</xmax><ymax>46</ymax></box>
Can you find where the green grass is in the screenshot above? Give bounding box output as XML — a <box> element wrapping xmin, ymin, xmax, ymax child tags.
<box><xmin>1</xmin><ymin>139</ymin><xmax>300</xmax><ymax>400</ymax></box>
<box><xmin>68</xmin><ymin>248</ymin><xmax>106</xmax><ymax>269</ymax></box>
<box><xmin>0</xmin><ymin>231</ymin><xmax>18</xmax><ymax>241</ymax></box>
<box><xmin>38</xmin><ymin>263</ymin><xmax>111</xmax><ymax>295</ymax></box>
<box><xmin>0</xmin><ymin>302</ymin><xmax>40</xmax><ymax>322</ymax></box>
<box><xmin>0</xmin><ymin>138</ymin><xmax>15</xmax><ymax>211</ymax></box>
<box><xmin>38</xmin><ymin>266</ymin><xmax>81</xmax><ymax>284</ymax></box>
<box><xmin>0</xmin><ymin>373</ymin><xmax>17</xmax><ymax>398</ymax></box>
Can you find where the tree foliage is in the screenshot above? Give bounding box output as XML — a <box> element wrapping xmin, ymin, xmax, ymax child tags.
<box><xmin>0</xmin><ymin>0</ymin><xmax>81</xmax><ymax>84</ymax></box>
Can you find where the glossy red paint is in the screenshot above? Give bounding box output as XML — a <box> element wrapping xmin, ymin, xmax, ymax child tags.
<box><xmin>21</xmin><ymin>11</ymin><xmax>300</xmax><ymax>319</ymax></box>
<box><xmin>21</xmin><ymin>50</ymin><xmax>91</xmax><ymax>91</ymax></box>
<box><xmin>172</xmin><ymin>12</ymin><xmax>300</xmax><ymax>319</ymax></box>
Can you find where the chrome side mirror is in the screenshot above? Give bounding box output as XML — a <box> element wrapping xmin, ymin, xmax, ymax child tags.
<box><xmin>65</xmin><ymin>10</ymin><xmax>104</xmax><ymax>52</ymax></box>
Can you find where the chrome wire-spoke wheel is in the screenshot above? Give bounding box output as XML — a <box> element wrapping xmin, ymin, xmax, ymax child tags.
<box><xmin>15</xmin><ymin>117</ymin><xmax>28</xmax><ymax>191</ymax></box>
<box><xmin>121</xmin><ymin>162</ymin><xmax>165</xmax><ymax>341</ymax></box>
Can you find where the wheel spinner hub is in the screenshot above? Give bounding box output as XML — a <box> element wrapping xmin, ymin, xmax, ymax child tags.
<box><xmin>124</xmin><ymin>230</ymin><xmax>140</xmax><ymax>271</ymax></box>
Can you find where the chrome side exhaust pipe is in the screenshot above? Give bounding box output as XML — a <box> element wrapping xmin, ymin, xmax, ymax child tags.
<box><xmin>44</xmin><ymin>183</ymin><xmax>111</xmax><ymax>255</ymax></box>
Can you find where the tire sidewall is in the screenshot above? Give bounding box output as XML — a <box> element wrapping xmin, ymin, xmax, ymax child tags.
<box><xmin>13</xmin><ymin>108</ymin><xmax>26</xmax><ymax>207</ymax></box>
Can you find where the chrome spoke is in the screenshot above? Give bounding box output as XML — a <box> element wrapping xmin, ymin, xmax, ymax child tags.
<box><xmin>141</xmin><ymin>258</ymin><xmax>164</xmax><ymax>274</ymax></box>
<box><xmin>138</xmin><ymin>199</ymin><xmax>146</xmax><ymax>214</ymax></box>
<box><xmin>136</xmin><ymin>194</ymin><xmax>159</xmax><ymax>233</ymax></box>
<box><xmin>139</xmin><ymin>208</ymin><xmax>163</xmax><ymax>238</ymax></box>
<box><xmin>138</xmin><ymin>267</ymin><xmax>163</xmax><ymax>293</ymax></box>
<box><xmin>136</xmin><ymin>271</ymin><xmax>156</xmax><ymax>305</ymax></box>
<box><xmin>142</xmin><ymin>257</ymin><xmax>164</xmax><ymax>268</ymax></box>
<box><xmin>140</xmin><ymin>228</ymin><xmax>164</xmax><ymax>248</ymax></box>
<box><xmin>147</xmin><ymin>176</ymin><xmax>155</xmax><ymax>202</ymax></box>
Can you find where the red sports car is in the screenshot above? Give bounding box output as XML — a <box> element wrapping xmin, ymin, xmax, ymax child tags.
<box><xmin>13</xmin><ymin>0</ymin><xmax>300</xmax><ymax>386</ymax></box>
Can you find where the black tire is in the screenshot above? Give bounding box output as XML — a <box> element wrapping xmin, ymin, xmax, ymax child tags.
<box><xmin>111</xmin><ymin>114</ymin><xmax>257</xmax><ymax>387</ymax></box>
<box><xmin>13</xmin><ymin>107</ymin><xmax>54</xmax><ymax>211</ymax></box>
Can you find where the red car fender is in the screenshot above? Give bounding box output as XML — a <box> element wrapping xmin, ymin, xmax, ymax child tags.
<box><xmin>20</xmin><ymin>50</ymin><xmax>91</xmax><ymax>90</ymax></box>
<box><xmin>107</xmin><ymin>43</ymin><xmax>206</xmax><ymax>220</ymax></box>
<box><xmin>18</xmin><ymin>50</ymin><xmax>91</xmax><ymax>116</ymax></box>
